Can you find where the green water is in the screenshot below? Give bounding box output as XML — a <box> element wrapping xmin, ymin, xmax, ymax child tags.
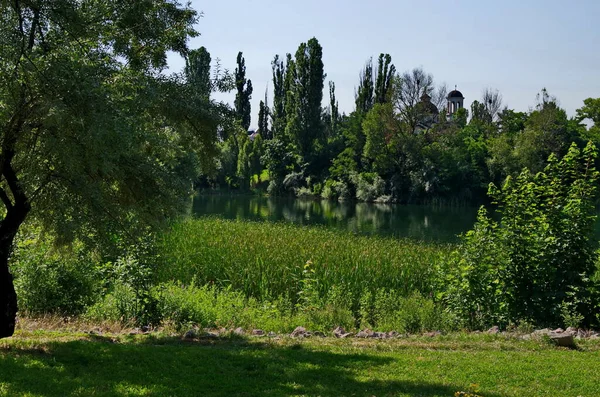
<box><xmin>192</xmin><ymin>195</ymin><xmax>478</xmax><ymax>243</ymax></box>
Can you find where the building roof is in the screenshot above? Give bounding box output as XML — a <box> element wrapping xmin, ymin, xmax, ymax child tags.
<box><xmin>448</xmin><ymin>89</ymin><xmax>464</xmax><ymax>99</ymax></box>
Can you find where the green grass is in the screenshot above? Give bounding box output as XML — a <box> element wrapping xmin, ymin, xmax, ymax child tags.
<box><xmin>1</xmin><ymin>330</ymin><xmax>599</xmax><ymax>396</ymax></box>
<box><xmin>157</xmin><ymin>217</ymin><xmax>451</xmax><ymax>303</ymax></box>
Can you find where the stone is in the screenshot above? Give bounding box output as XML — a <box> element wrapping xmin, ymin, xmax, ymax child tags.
<box><xmin>183</xmin><ymin>329</ymin><xmax>197</xmax><ymax>339</ymax></box>
<box><xmin>487</xmin><ymin>326</ymin><xmax>500</xmax><ymax>334</ymax></box>
<box><xmin>233</xmin><ymin>327</ymin><xmax>245</xmax><ymax>336</ymax></box>
<box><xmin>387</xmin><ymin>331</ymin><xmax>399</xmax><ymax>338</ymax></box>
<box><xmin>251</xmin><ymin>329</ymin><xmax>265</xmax><ymax>336</ymax></box>
<box><xmin>372</xmin><ymin>331</ymin><xmax>387</xmax><ymax>339</ymax></box>
<box><xmin>552</xmin><ymin>328</ymin><xmax>564</xmax><ymax>334</ymax></box>
<box><xmin>267</xmin><ymin>331</ymin><xmax>277</xmax><ymax>337</ymax></box>
<box><xmin>565</xmin><ymin>327</ymin><xmax>578</xmax><ymax>335</ymax></box>
<box><xmin>200</xmin><ymin>332</ymin><xmax>219</xmax><ymax>340</ymax></box>
<box><xmin>533</xmin><ymin>328</ymin><xmax>551</xmax><ymax>336</ymax></box>
<box><xmin>549</xmin><ymin>332</ymin><xmax>576</xmax><ymax>348</ymax></box>
<box><xmin>141</xmin><ymin>325</ymin><xmax>150</xmax><ymax>333</ymax></box>
<box><xmin>356</xmin><ymin>329</ymin><xmax>374</xmax><ymax>338</ymax></box>
<box><xmin>424</xmin><ymin>331</ymin><xmax>441</xmax><ymax>337</ymax></box>
<box><xmin>290</xmin><ymin>326</ymin><xmax>307</xmax><ymax>337</ymax></box>
<box><xmin>333</xmin><ymin>326</ymin><xmax>353</xmax><ymax>338</ymax></box>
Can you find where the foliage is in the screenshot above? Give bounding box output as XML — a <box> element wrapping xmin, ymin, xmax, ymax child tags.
<box><xmin>0</xmin><ymin>0</ymin><xmax>226</xmax><ymax>336</ymax></box>
<box><xmin>443</xmin><ymin>142</ymin><xmax>600</xmax><ymax>329</ymax></box>
<box><xmin>157</xmin><ymin>217</ymin><xmax>449</xmax><ymax>312</ymax></box>
<box><xmin>12</xmin><ymin>230</ymin><xmax>101</xmax><ymax>316</ymax></box>
<box><xmin>352</xmin><ymin>173</ymin><xmax>385</xmax><ymax>202</ymax></box>
<box><xmin>234</xmin><ymin>52</ymin><xmax>253</xmax><ymax>130</ymax></box>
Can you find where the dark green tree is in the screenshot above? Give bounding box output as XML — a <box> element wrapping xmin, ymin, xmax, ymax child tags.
<box><xmin>374</xmin><ymin>54</ymin><xmax>396</xmax><ymax>105</ymax></box>
<box><xmin>355</xmin><ymin>58</ymin><xmax>374</xmax><ymax>114</ymax></box>
<box><xmin>234</xmin><ymin>52</ymin><xmax>253</xmax><ymax>131</ymax></box>
<box><xmin>0</xmin><ymin>0</ymin><xmax>218</xmax><ymax>337</ymax></box>
<box><xmin>271</xmin><ymin>55</ymin><xmax>287</xmax><ymax>138</ymax></box>
<box><xmin>285</xmin><ymin>38</ymin><xmax>325</xmax><ymax>163</ymax></box>
<box><xmin>185</xmin><ymin>47</ymin><xmax>212</xmax><ymax>99</ymax></box>
<box><xmin>328</xmin><ymin>81</ymin><xmax>340</xmax><ymax>137</ymax></box>
<box><xmin>258</xmin><ymin>98</ymin><xmax>270</xmax><ymax>139</ymax></box>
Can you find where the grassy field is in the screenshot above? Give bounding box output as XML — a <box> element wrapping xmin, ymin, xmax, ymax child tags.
<box><xmin>1</xmin><ymin>329</ymin><xmax>599</xmax><ymax>396</ymax></box>
<box><xmin>157</xmin><ymin>217</ymin><xmax>451</xmax><ymax>302</ymax></box>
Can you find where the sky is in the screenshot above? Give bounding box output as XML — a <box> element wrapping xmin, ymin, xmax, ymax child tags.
<box><xmin>167</xmin><ymin>0</ymin><xmax>600</xmax><ymax>129</ymax></box>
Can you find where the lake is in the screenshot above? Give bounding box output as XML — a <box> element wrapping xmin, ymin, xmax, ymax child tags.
<box><xmin>192</xmin><ymin>195</ymin><xmax>479</xmax><ymax>243</ymax></box>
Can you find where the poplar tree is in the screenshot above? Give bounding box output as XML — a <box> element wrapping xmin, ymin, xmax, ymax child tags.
<box><xmin>234</xmin><ymin>52</ymin><xmax>253</xmax><ymax>131</ymax></box>
<box><xmin>374</xmin><ymin>54</ymin><xmax>396</xmax><ymax>104</ymax></box>
<box><xmin>271</xmin><ymin>55</ymin><xmax>287</xmax><ymax>138</ymax></box>
<box><xmin>286</xmin><ymin>38</ymin><xmax>325</xmax><ymax>160</ymax></box>
<box><xmin>355</xmin><ymin>58</ymin><xmax>374</xmax><ymax>114</ymax></box>
<box><xmin>185</xmin><ymin>47</ymin><xmax>212</xmax><ymax>99</ymax></box>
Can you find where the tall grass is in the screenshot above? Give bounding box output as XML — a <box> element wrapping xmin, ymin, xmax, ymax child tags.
<box><xmin>157</xmin><ymin>217</ymin><xmax>452</xmax><ymax>308</ymax></box>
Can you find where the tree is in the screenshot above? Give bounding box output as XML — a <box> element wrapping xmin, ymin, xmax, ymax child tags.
<box><xmin>482</xmin><ymin>88</ymin><xmax>504</xmax><ymax>123</ymax></box>
<box><xmin>257</xmin><ymin>98</ymin><xmax>270</xmax><ymax>139</ymax></box>
<box><xmin>394</xmin><ymin>67</ymin><xmax>445</xmax><ymax>133</ymax></box>
<box><xmin>286</xmin><ymin>38</ymin><xmax>325</xmax><ymax>163</ymax></box>
<box><xmin>234</xmin><ymin>52</ymin><xmax>253</xmax><ymax>131</ymax></box>
<box><xmin>327</xmin><ymin>81</ymin><xmax>340</xmax><ymax>137</ymax></box>
<box><xmin>362</xmin><ymin>103</ymin><xmax>398</xmax><ymax>176</ymax></box>
<box><xmin>0</xmin><ymin>0</ymin><xmax>219</xmax><ymax>337</ymax></box>
<box><xmin>355</xmin><ymin>58</ymin><xmax>374</xmax><ymax>114</ymax></box>
<box><xmin>374</xmin><ymin>54</ymin><xmax>396</xmax><ymax>105</ymax></box>
<box><xmin>185</xmin><ymin>47</ymin><xmax>212</xmax><ymax>99</ymax></box>
<box><xmin>271</xmin><ymin>55</ymin><xmax>287</xmax><ymax>138</ymax></box>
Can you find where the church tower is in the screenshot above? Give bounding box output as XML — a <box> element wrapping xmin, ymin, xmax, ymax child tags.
<box><xmin>447</xmin><ymin>86</ymin><xmax>464</xmax><ymax>117</ymax></box>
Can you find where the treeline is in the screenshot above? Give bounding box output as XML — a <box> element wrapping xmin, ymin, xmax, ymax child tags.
<box><xmin>194</xmin><ymin>38</ymin><xmax>600</xmax><ymax>205</ymax></box>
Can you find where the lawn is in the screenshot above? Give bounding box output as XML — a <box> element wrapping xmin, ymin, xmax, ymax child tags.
<box><xmin>1</xmin><ymin>330</ymin><xmax>598</xmax><ymax>396</ymax></box>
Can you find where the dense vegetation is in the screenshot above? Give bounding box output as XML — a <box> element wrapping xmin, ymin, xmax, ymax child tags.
<box><xmin>2</xmin><ymin>1</ymin><xmax>600</xmax><ymax>342</ymax></box>
<box><xmin>200</xmin><ymin>39</ymin><xmax>600</xmax><ymax>210</ymax></box>
<box><xmin>11</xmin><ymin>141</ymin><xmax>600</xmax><ymax>332</ymax></box>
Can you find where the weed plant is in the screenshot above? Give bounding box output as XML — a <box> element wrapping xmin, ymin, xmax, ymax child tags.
<box><xmin>156</xmin><ymin>217</ymin><xmax>451</xmax><ymax>312</ymax></box>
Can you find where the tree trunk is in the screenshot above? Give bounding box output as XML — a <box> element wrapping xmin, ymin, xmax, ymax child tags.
<box><xmin>0</xmin><ymin>201</ymin><xmax>30</xmax><ymax>338</ymax></box>
<box><xmin>0</xmin><ymin>258</ymin><xmax>18</xmax><ymax>338</ymax></box>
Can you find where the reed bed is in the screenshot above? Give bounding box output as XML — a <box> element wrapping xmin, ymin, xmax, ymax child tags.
<box><xmin>156</xmin><ymin>217</ymin><xmax>452</xmax><ymax>304</ymax></box>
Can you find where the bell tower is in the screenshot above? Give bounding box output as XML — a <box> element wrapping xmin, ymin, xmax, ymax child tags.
<box><xmin>447</xmin><ymin>86</ymin><xmax>464</xmax><ymax>117</ymax></box>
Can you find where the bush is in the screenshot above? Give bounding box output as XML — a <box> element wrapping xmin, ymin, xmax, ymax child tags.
<box><xmin>352</xmin><ymin>172</ymin><xmax>385</xmax><ymax>202</ymax></box>
<box><xmin>12</xmin><ymin>233</ymin><xmax>101</xmax><ymax>316</ymax></box>
<box><xmin>443</xmin><ymin>142</ymin><xmax>600</xmax><ymax>329</ymax></box>
<box><xmin>360</xmin><ymin>289</ymin><xmax>452</xmax><ymax>333</ymax></box>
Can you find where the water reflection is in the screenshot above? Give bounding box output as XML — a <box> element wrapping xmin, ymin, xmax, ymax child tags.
<box><xmin>192</xmin><ymin>195</ymin><xmax>479</xmax><ymax>243</ymax></box>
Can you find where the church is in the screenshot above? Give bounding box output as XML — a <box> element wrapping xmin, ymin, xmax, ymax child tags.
<box><xmin>416</xmin><ymin>87</ymin><xmax>465</xmax><ymax>131</ymax></box>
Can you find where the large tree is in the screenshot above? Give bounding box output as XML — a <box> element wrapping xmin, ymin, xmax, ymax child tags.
<box><xmin>374</xmin><ymin>54</ymin><xmax>396</xmax><ymax>105</ymax></box>
<box><xmin>355</xmin><ymin>58</ymin><xmax>374</xmax><ymax>114</ymax></box>
<box><xmin>234</xmin><ymin>51</ymin><xmax>253</xmax><ymax>131</ymax></box>
<box><xmin>271</xmin><ymin>55</ymin><xmax>287</xmax><ymax>138</ymax></box>
<box><xmin>0</xmin><ymin>0</ymin><xmax>219</xmax><ymax>337</ymax></box>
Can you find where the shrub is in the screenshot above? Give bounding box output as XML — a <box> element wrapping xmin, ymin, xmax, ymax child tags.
<box><xmin>12</xmin><ymin>233</ymin><xmax>101</xmax><ymax>316</ymax></box>
<box><xmin>443</xmin><ymin>142</ymin><xmax>600</xmax><ymax>328</ymax></box>
<box><xmin>352</xmin><ymin>172</ymin><xmax>385</xmax><ymax>202</ymax></box>
<box><xmin>360</xmin><ymin>289</ymin><xmax>452</xmax><ymax>333</ymax></box>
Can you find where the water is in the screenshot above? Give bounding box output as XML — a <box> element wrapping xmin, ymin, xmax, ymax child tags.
<box><xmin>192</xmin><ymin>195</ymin><xmax>478</xmax><ymax>243</ymax></box>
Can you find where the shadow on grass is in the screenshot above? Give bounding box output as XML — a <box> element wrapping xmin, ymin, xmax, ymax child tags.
<box><xmin>0</xmin><ymin>335</ymin><xmax>505</xmax><ymax>397</ymax></box>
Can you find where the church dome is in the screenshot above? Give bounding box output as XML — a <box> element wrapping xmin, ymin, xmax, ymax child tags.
<box><xmin>448</xmin><ymin>90</ymin><xmax>464</xmax><ymax>99</ymax></box>
<box><xmin>417</xmin><ymin>92</ymin><xmax>439</xmax><ymax>115</ymax></box>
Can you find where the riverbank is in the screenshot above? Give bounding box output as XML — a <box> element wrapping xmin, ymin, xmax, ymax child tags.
<box><xmin>1</xmin><ymin>326</ymin><xmax>599</xmax><ymax>396</ymax></box>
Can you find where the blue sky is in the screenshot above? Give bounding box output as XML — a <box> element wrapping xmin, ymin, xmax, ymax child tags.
<box><xmin>167</xmin><ymin>0</ymin><xmax>600</xmax><ymax>129</ymax></box>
